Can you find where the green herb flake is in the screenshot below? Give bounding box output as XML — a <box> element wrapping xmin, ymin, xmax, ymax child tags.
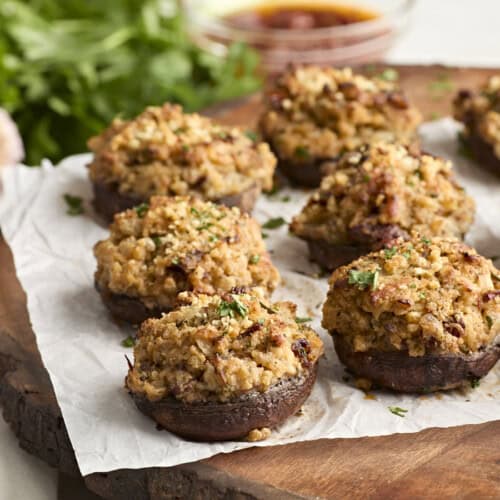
<box><xmin>295</xmin><ymin>316</ymin><xmax>312</xmax><ymax>324</ymax></box>
<box><xmin>419</xmin><ymin>292</ymin><xmax>426</xmax><ymax>300</ymax></box>
<box><xmin>384</xmin><ymin>247</ymin><xmax>397</xmax><ymax>259</ymax></box>
<box><xmin>171</xmin><ymin>256</ymin><xmax>180</xmax><ymax>265</ymax></box>
<box><xmin>218</xmin><ymin>295</ymin><xmax>248</xmax><ymax>319</ymax></box>
<box><xmin>182</xmin><ymin>145</ymin><xmax>190</xmax><ymax>152</ymax></box>
<box><xmin>294</xmin><ymin>145</ymin><xmax>309</xmax><ymax>159</ymax></box>
<box><xmin>486</xmin><ymin>316</ymin><xmax>493</xmax><ymax>329</ymax></box>
<box><xmin>402</xmin><ymin>252</ymin><xmax>411</xmax><ymax>260</ymax></box>
<box><xmin>121</xmin><ymin>336</ymin><xmax>135</xmax><ymax>348</ymax></box>
<box><xmin>266</xmin><ymin>185</ymin><xmax>281</xmax><ymax>196</ymax></box>
<box><xmin>409</xmin><ymin>283</ymin><xmax>417</xmax><ymax>289</ymax></box>
<box><xmin>262</xmin><ymin>217</ymin><xmax>287</xmax><ymax>230</ymax></box>
<box><xmin>362</xmin><ymin>174</ymin><xmax>371</xmax><ymax>183</ymax></box>
<box><xmin>249</xmin><ymin>254</ymin><xmax>260</xmax><ymax>264</ymax></box>
<box><xmin>429</xmin><ymin>74</ymin><xmax>454</xmax><ymax>97</ymax></box>
<box><xmin>259</xmin><ymin>300</ymin><xmax>278</xmax><ymax>314</ymax></box>
<box><xmin>262</xmin><ymin>232</ymin><xmax>269</xmax><ymax>239</ymax></box>
<box><xmin>152</xmin><ymin>236</ymin><xmax>162</xmax><ymax>248</ymax></box>
<box><xmin>63</xmin><ymin>193</ymin><xmax>84</xmax><ymax>215</ymax></box>
<box><xmin>429</xmin><ymin>112</ymin><xmax>441</xmax><ymax>120</ymax></box>
<box><xmin>348</xmin><ymin>269</ymin><xmax>380</xmax><ymax>291</ymax></box>
<box><xmin>135</xmin><ymin>203</ymin><xmax>149</xmax><ymax>218</ymax></box>
<box><xmin>421</xmin><ymin>237</ymin><xmax>431</xmax><ymax>245</ymax></box>
<box><xmin>378</xmin><ymin>68</ymin><xmax>399</xmax><ymax>82</ymax></box>
<box><xmin>281</xmin><ymin>195</ymin><xmax>291</xmax><ymax>202</ymax></box>
<box><xmin>208</xmin><ymin>234</ymin><xmax>218</xmax><ymax>243</ymax></box>
<box><xmin>457</xmin><ymin>132</ymin><xmax>473</xmax><ymax>159</ymax></box>
<box><xmin>245</xmin><ymin>130</ymin><xmax>258</xmax><ymax>142</ymax></box>
<box><xmin>388</xmin><ymin>406</ymin><xmax>408</xmax><ymax>417</ymax></box>
<box><xmin>470</xmin><ymin>378</ymin><xmax>481</xmax><ymax>389</ymax></box>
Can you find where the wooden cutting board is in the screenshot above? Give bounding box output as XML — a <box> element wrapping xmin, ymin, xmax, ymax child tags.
<box><xmin>1</xmin><ymin>65</ymin><xmax>499</xmax><ymax>500</ymax></box>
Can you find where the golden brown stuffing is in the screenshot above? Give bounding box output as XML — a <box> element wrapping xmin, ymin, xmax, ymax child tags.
<box><xmin>88</xmin><ymin>103</ymin><xmax>276</xmax><ymax>200</ymax></box>
<box><xmin>290</xmin><ymin>142</ymin><xmax>475</xmax><ymax>245</ymax></box>
<box><xmin>94</xmin><ymin>196</ymin><xmax>280</xmax><ymax>311</ymax></box>
<box><xmin>454</xmin><ymin>76</ymin><xmax>500</xmax><ymax>159</ymax></box>
<box><xmin>322</xmin><ymin>237</ymin><xmax>500</xmax><ymax>356</ymax></box>
<box><xmin>259</xmin><ymin>65</ymin><xmax>422</xmax><ymax>163</ymax></box>
<box><xmin>126</xmin><ymin>291</ymin><xmax>324</xmax><ymax>403</ymax></box>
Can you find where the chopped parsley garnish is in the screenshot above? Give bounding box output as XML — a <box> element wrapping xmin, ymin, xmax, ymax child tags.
<box><xmin>362</xmin><ymin>174</ymin><xmax>371</xmax><ymax>183</ymax></box>
<box><xmin>208</xmin><ymin>234</ymin><xmax>218</xmax><ymax>242</ymax></box>
<box><xmin>174</xmin><ymin>127</ymin><xmax>187</xmax><ymax>135</ymax></box>
<box><xmin>295</xmin><ymin>316</ymin><xmax>312</xmax><ymax>324</ymax></box>
<box><xmin>294</xmin><ymin>145</ymin><xmax>310</xmax><ymax>159</ymax></box>
<box><xmin>429</xmin><ymin>74</ymin><xmax>454</xmax><ymax>97</ymax></box>
<box><xmin>182</xmin><ymin>144</ymin><xmax>190</xmax><ymax>152</ymax></box>
<box><xmin>152</xmin><ymin>236</ymin><xmax>162</xmax><ymax>248</ymax></box>
<box><xmin>419</xmin><ymin>292</ymin><xmax>426</xmax><ymax>300</ymax></box>
<box><xmin>259</xmin><ymin>301</ymin><xmax>278</xmax><ymax>314</ymax></box>
<box><xmin>470</xmin><ymin>378</ymin><xmax>481</xmax><ymax>389</ymax></box>
<box><xmin>266</xmin><ymin>184</ymin><xmax>281</xmax><ymax>196</ymax></box>
<box><xmin>135</xmin><ymin>203</ymin><xmax>149</xmax><ymax>218</ymax></box>
<box><xmin>402</xmin><ymin>251</ymin><xmax>411</xmax><ymax>260</ymax></box>
<box><xmin>121</xmin><ymin>336</ymin><xmax>135</xmax><ymax>348</ymax></box>
<box><xmin>388</xmin><ymin>406</ymin><xmax>408</xmax><ymax>417</ymax></box>
<box><xmin>190</xmin><ymin>207</ymin><xmax>201</xmax><ymax>216</ymax></box>
<box><xmin>245</xmin><ymin>130</ymin><xmax>258</xmax><ymax>142</ymax></box>
<box><xmin>171</xmin><ymin>257</ymin><xmax>180</xmax><ymax>265</ymax></box>
<box><xmin>63</xmin><ymin>193</ymin><xmax>84</xmax><ymax>215</ymax></box>
<box><xmin>218</xmin><ymin>295</ymin><xmax>248</xmax><ymax>319</ymax></box>
<box><xmin>348</xmin><ymin>269</ymin><xmax>380</xmax><ymax>291</ymax></box>
<box><xmin>249</xmin><ymin>254</ymin><xmax>260</xmax><ymax>264</ymax></box>
<box><xmin>281</xmin><ymin>195</ymin><xmax>291</xmax><ymax>202</ymax></box>
<box><xmin>378</xmin><ymin>68</ymin><xmax>399</xmax><ymax>82</ymax></box>
<box><xmin>384</xmin><ymin>247</ymin><xmax>397</xmax><ymax>259</ymax></box>
<box><xmin>486</xmin><ymin>316</ymin><xmax>493</xmax><ymax>329</ymax></box>
<box><xmin>262</xmin><ymin>232</ymin><xmax>269</xmax><ymax>239</ymax></box>
<box><xmin>409</xmin><ymin>283</ymin><xmax>417</xmax><ymax>289</ymax></box>
<box><xmin>262</xmin><ymin>217</ymin><xmax>287</xmax><ymax>230</ymax></box>
<box><xmin>421</xmin><ymin>237</ymin><xmax>431</xmax><ymax>245</ymax></box>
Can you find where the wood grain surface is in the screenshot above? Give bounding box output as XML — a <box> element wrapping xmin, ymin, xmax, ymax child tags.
<box><xmin>1</xmin><ymin>65</ymin><xmax>499</xmax><ymax>500</ymax></box>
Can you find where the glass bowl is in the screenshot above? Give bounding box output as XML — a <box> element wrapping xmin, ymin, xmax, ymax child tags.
<box><xmin>183</xmin><ymin>0</ymin><xmax>415</xmax><ymax>73</ymax></box>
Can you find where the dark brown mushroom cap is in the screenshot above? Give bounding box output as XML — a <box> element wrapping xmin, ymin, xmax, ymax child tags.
<box><xmin>92</xmin><ymin>180</ymin><xmax>261</xmax><ymax>223</ymax></box>
<box><xmin>128</xmin><ymin>363</ymin><xmax>318</xmax><ymax>442</ymax></box>
<box><xmin>95</xmin><ymin>281</ymin><xmax>165</xmax><ymax>325</ymax></box>
<box><xmin>306</xmin><ymin>224</ymin><xmax>409</xmax><ymax>271</ymax></box>
<box><xmin>333</xmin><ymin>333</ymin><xmax>500</xmax><ymax>393</ymax></box>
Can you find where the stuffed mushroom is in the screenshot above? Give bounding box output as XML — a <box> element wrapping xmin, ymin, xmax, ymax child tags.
<box><xmin>290</xmin><ymin>142</ymin><xmax>475</xmax><ymax>270</ymax></box>
<box><xmin>126</xmin><ymin>291</ymin><xmax>324</xmax><ymax>441</ymax></box>
<box><xmin>88</xmin><ymin>103</ymin><xmax>276</xmax><ymax>221</ymax></box>
<box><xmin>94</xmin><ymin>196</ymin><xmax>280</xmax><ymax>324</ymax></box>
<box><xmin>322</xmin><ymin>237</ymin><xmax>500</xmax><ymax>393</ymax></box>
<box><xmin>454</xmin><ymin>75</ymin><xmax>500</xmax><ymax>176</ymax></box>
<box><xmin>259</xmin><ymin>65</ymin><xmax>421</xmax><ymax>186</ymax></box>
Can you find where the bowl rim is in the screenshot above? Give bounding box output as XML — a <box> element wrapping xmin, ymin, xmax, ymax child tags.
<box><xmin>183</xmin><ymin>0</ymin><xmax>416</xmax><ymax>42</ymax></box>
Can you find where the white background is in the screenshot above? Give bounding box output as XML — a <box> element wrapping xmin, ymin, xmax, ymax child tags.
<box><xmin>1</xmin><ymin>0</ymin><xmax>499</xmax><ymax>498</ymax></box>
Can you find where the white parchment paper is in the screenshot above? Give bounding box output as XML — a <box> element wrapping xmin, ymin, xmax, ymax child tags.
<box><xmin>0</xmin><ymin>118</ymin><xmax>499</xmax><ymax>475</ymax></box>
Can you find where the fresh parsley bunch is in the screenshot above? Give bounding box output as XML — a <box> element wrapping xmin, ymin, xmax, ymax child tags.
<box><xmin>0</xmin><ymin>0</ymin><xmax>261</xmax><ymax>165</ymax></box>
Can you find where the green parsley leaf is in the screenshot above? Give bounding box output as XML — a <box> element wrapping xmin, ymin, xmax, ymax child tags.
<box><xmin>378</xmin><ymin>68</ymin><xmax>399</xmax><ymax>82</ymax></box>
<box><xmin>469</xmin><ymin>377</ymin><xmax>481</xmax><ymax>389</ymax></box>
<box><xmin>259</xmin><ymin>301</ymin><xmax>278</xmax><ymax>314</ymax></box>
<box><xmin>295</xmin><ymin>317</ymin><xmax>312</xmax><ymax>324</ymax></box>
<box><xmin>348</xmin><ymin>269</ymin><xmax>380</xmax><ymax>291</ymax></box>
<box><xmin>457</xmin><ymin>132</ymin><xmax>473</xmax><ymax>159</ymax></box>
<box><xmin>266</xmin><ymin>185</ymin><xmax>281</xmax><ymax>196</ymax></box>
<box><xmin>63</xmin><ymin>193</ymin><xmax>84</xmax><ymax>215</ymax></box>
<box><xmin>402</xmin><ymin>252</ymin><xmax>411</xmax><ymax>260</ymax></box>
<box><xmin>281</xmin><ymin>195</ymin><xmax>291</xmax><ymax>202</ymax></box>
<box><xmin>388</xmin><ymin>406</ymin><xmax>408</xmax><ymax>417</ymax></box>
<box><xmin>262</xmin><ymin>232</ymin><xmax>269</xmax><ymax>239</ymax></box>
<box><xmin>135</xmin><ymin>203</ymin><xmax>149</xmax><ymax>218</ymax></box>
<box><xmin>384</xmin><ymin>247</ymin><xmax>397</xmax><ymax>259</ymax></box>
<box><xmin>121</xmin><ymin>336</ymin><xmax>135</xmax><ymax>348</ymax></box>
<box><xmin>245</xmin><ymin>130</ymin><xmax>258</xmax><ymax>142</ymax></box>
<box><xmin>486</xmin><ymin>316</ymin><xmax>493</xmax><ymax>329</ymax></box>
<box><xmin>218</xmin><ymin>295</ymin><xmax>248</xmax><ymax>319</ymax></box>
<box><xmin>152</xmin><ymin>236</ymin><xmax>162</xmax><ymax>248</ymax></box>
<box><xmin>421</xmin><ymin>237</ymin><xmax>431</xmax><ymax>245</ymax></box>
<box><xmin>429</xmin><ymin>74</ymin><xmax>454</xmax><ymax>97</ymax></box>
<box><xmin>262</xmin><ymin>217</ymin><xmax>287</xmax><ymax>230</ymax></box>
<box><xmin>171</xmin><ymin>257</ymin><xmax>180</xmax><ymax>265</ymax></box>
<box><xmin>249</xmin><ymin>254</ymin><xmax>260</xmax><ymax>264</ymax></box>
<box><xmin>294</xmin><ymin>145</ymin><xmax>310</xmax><ymax>159</ymax></box>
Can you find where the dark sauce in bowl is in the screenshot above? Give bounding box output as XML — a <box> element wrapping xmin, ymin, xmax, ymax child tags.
<box><xmin>224</xmin><ymin>3</ymin><xmax>378</xmax><ymax>31</ymax></box>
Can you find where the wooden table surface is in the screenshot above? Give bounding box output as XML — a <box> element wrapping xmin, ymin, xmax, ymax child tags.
<box><xmin>1</xmin><ymin>64</ymin><xmax>499</xmax><ymax>500</ymax></box>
